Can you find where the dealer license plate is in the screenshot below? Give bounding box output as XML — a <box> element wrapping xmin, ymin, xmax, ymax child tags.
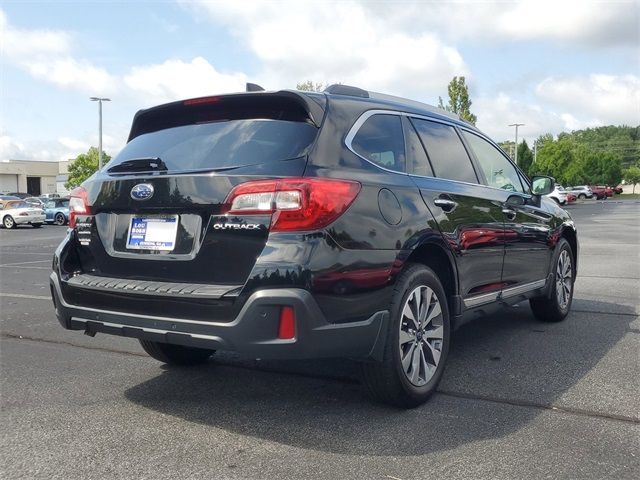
<box><xmin>126</xmin><ymin>216</ymin><xmax>179</xmax><ymax>251</ymax></box>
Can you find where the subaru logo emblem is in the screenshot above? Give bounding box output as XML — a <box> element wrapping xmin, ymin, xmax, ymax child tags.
<box><xmin>131</xmin><ymin>183</ymin><xmax>154</xmax><ymax>200</ymax></box>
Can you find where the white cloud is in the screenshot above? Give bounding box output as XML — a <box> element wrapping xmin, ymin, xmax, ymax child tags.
<box><xmin>182</xmin><ymin>0</ymin><xmax>468</xmax><ymax>97</ymax></box>
<box><xmin>496</xmin><ymin>0</ymin><xmax>638</xmax><ymax>46</ymax></box>
<box><xmin>0</xmin><ymin>10</ymin><xmax>116</xmax><ymax>94</ymax></box>
<box><xmin>359</xmin><ymin>0</ymin><xmax>638</xmax><ymax>47</ymax></box>
<box><xmin>25</xmin><ymin>58</ymin><xmax>115</xmax><ymax>94</ymax></box>
<box><xmin>0</xmin><ymin>10</ymin><xmax>70</xmax><ymax>58</ymax></box>
<box><xmin>474</xmin><ymin>94</ymin><xmax>562</xmax><ymax>142</ymax></box>
<box><xmin>1</xmin><ymin>134</ymin><xmax>66</xmax><ymax>161</ymax></box>
<box><xmin>536</xmin><ymin>74</ymin><xmax>640</xmax><ymax>126</ymax></box>
<box><xmin>123</xmin><ymin>57</ymin><xmax>248</xmax><ymax>105</ymax></box>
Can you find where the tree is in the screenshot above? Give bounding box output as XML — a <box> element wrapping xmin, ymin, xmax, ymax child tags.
<box><xmin>438</xmin><ymin>76</ymin><xmax>477</xmax><ymax>125</ymax></box>
<box><xmin>296</xmin><ymin>80</ymin><xmax>325</xmax><ymax>92</ymax></box>
<box><xmin>517</xmin><ymin>139</ymin><xmax>534</xmax><ymax>176</ymax></box>
<box><xmin>535</xmin><ymin>133</ymin><xmax>554</xmax><ymax>149</ymax></box>
<box><xmin>65</xmin><ymin>147</ymin><xmax>111</xmax><ymax>189</ymax></box>
<box><xmin>534</xmin><ymin>136</ymin><xmax>577</xmax><ymax>184</ymax></box>
<box><xmin>623</xmin><ymin>166</ymin><xmax>640</xmax><ymax>193</ymax></box>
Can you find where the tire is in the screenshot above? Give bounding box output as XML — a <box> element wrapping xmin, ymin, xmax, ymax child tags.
<box><xmin>3</xmin><ymin>215</ymin><xmax>16</xmax><ymax>229</ymax></box>
<box><xmin>32</xmin><ymin>223</ymin><xmax>42</xmax><ymax>228</ymax></box>
<box><xmin>54</xmin><ymin>213</ymin><xmax>66</xmax><ymax>226</ymax></box>
<box><xmin>139</xmin><ymin>339</ymin><xmax>215</xmax><ymax>366</ymax></box>
<box><xmin>530</xmin><ymin>238</ymin><xmax>574</xmax><ymax>323</ymax></box>
<box><xmin>361</xmin><ymin>263</ymin><xmax>450</xmax><ymax>408</ymax></box>
<box><xmin>578</xmin><ymin>193</ymin><xmax>586</xmax><ymax>200</ymax></box>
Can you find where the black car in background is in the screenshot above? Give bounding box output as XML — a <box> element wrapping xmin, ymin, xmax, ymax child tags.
<box><xmin>51</xmin><ymin>84</ymin><xmax>578</xmax><ymax>407</ymax></box>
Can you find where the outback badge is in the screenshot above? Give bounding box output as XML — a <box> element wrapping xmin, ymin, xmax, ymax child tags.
<box><xmin>131</xmin><ymin>183</ymin><xmax>154</xmax><ymax>200</ymax></box>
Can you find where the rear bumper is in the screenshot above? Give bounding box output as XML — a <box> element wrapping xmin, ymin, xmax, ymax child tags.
<box><xmin>50</xmin><ymin>272</ymin><xmax>388</xmax><ymax>360</ymax></box>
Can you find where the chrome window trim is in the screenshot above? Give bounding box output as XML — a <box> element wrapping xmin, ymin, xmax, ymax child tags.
<box><xmin>345</xmin><ymin>109</ymin><xmax>499</xmax><ymax>190</ymax></box>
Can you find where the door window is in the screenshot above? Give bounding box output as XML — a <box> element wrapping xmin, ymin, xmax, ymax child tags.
<box><xmin>410</xmin><ymin>118</ymin><xmax>478</xmax><ymax>183</ymax></box>
<box><xmin>461</xmin><ymin>131</ymin><xmax>525</xmax><ymax>193</ymax></box>
<box><xmin>351</xmin><ymin>114</ymin><xmax>406</xmax><ymax>172</ymax></box>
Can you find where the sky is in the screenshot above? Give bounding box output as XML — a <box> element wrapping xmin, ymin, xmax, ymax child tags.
<box><xmin>1</xmin><ymin>0</ymin><xmax>639</xmax><ymax>162</ymax></box>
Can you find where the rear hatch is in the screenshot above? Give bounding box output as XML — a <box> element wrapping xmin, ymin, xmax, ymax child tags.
<box><xmin>68</xmin><ymin>92</ymin><xmax>324</xmax><ymax>289</ymax></box>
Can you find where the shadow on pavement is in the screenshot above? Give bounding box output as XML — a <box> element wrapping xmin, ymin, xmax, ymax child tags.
<box><xmin>125</xmin><ymin>299</ymin><xmax>634</xmax><ymax>456</ymax></box>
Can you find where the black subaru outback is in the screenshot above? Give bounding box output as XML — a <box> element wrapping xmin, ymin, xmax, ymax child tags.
<box><xmin>51</xmin><ymin>84</ymin><xmax>578</xmax><ymax>407</ymax></box>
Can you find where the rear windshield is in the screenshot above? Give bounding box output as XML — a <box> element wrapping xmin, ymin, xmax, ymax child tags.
<box><xmin>109</xmin><ymin>119</ymin><xmax>318</xmax><ymax>173</ymax></box>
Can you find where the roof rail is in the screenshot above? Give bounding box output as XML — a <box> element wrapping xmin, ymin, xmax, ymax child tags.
<box><xmin>368</xmin><ymin>90</ymin><xmax>461</xmax><ymax>121</ymax></box>
<box><xmin>324</xmin><ymin>84</ymin><xmax>369</xmax><ymax>98</ymax></box>
<box><xmin>246</xmin><ymin>83</ymin><xmax>265</xmax><ymax>92</ymax></box>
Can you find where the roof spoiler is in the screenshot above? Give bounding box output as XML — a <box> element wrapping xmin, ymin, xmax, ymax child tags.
<box><xmin>127</xmin><ymin>90</ymin><xmax>326</xmax><ymax>141</ymax></box>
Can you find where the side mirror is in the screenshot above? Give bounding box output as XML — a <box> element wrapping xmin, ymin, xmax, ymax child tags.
<box><xmin>530</xmin><ymin>175</ymin><xmax>555</xmax><ymax>196</ymax></box>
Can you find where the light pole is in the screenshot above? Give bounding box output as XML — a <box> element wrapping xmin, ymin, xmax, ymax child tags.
<box><xmin>90</xmin><ymin>97</ymin><xmax>110</xmax><ymax>169</ymax></box>
<box><xmin>508</xmin><ymin>123</ymin><xmax>524</xmax><ymax>166</ymax></box>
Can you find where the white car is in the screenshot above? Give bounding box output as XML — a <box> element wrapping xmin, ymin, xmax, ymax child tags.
<box><xmin>0</xmin><ymin>200</ymin><xmax>46</xmax><ymax>229</ymax></box>
<box><xmin>545</xmin><ymin>185</ymin><xmax>568</xmax><ymax>206</ymax></box>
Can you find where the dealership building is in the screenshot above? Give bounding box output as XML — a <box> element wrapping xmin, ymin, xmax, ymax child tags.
<box><xmin>0</xmin><ymin>159</ymin><xmax>69</xmax><ymax>196</ymax></box>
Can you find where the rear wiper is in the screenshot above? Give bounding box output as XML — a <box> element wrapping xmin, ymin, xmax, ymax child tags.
<box><xmin>108</xmin><ymin>157</ymin><xmax>168</xmax><ymax>174</ymax></box>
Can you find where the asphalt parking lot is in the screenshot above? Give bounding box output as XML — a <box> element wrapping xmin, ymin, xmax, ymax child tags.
<box><xmin>1</xmin><ymin>201</ymin><xmax>639</xmax><ymax>479</ymax></box>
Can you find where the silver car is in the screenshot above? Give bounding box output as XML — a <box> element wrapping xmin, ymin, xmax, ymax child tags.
<box><xmin>0</xmin><ymin>200</ymin><xmax>46</xmax><ymax>229</ymax></box>
<box><xmin>566</xmin><ymin>185</ymin><xmax>593</xmax><ymax>199</ymax></box>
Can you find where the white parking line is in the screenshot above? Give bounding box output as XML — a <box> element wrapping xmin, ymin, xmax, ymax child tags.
<box><xmin>0</xmin><ymin>252</ymin><xmax>53</xmax><ymax>255</ymax></box>
<box><xmin>0</xmin><ymin>260</ymin><xmax>51</xmax><ymax>266</ymax></box>
<box><xmin>0</xmin><ymin>265</ymin><xmax>50</xmax><ymax>270</ymax></box>
<box><xmin>0</xmin><ymin>292</ymin><xmax>51</xmax><ymax>300</ymax></box>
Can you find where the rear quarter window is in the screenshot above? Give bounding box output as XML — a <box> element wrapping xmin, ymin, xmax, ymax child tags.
<box><xmin>350</xmin><ymin>114</ymin><xmax>406</xmax><ymax>173</ymax></box>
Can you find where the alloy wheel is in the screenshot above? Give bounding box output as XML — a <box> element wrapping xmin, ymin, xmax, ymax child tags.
<box><xmin>3</xmin><ymin>216</ymin><xmax>14</xmax><ymax>229</ymax></box>
<box><xmin>55</xmin><ymin>213</ymin><xmax>65</xmax><ymax>225</ymax></box>
<box><xmin>555</xmin><ymin>250</ymin><xmax>572</xmax><ymax>309</ymax></box>
<box><xmin>398</xmin><ymin>285</ymin><xmax>444</xmax><ymax>387</ymax></box>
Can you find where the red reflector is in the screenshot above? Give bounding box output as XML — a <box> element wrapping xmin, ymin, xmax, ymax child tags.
<box><xmin>278</xmin><ymin>306</ymin><xmax>296</xmax><ymax>340</ymax></box>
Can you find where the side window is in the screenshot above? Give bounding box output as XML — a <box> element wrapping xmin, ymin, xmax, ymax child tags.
<box><xmin>46</xmin><ymin>201</ymin><xmax>55</xmax><ymax>209</ymax></box>
<box><xmin>402</xmin><ymin>117</ymin><xmax>434</xmax><ymax>177</ymax></box>
<box><xmin>461</xmin><ymin>131</ymin><xmax>525</xmax><ymax>193</ymax></box>
<box><xmin>351</xmin><ymin>114</ymin><xmax>405</xmax><ymax>172</ymax></box>
<box><xmin>61</xmin><ymin>200</ymin><xmax>69</xmax><ymax>208</ymax></box>
<box><xmin>410</xmin><ymin>118</ymin><xmax>478</xmax><ymax>184</ymax></box>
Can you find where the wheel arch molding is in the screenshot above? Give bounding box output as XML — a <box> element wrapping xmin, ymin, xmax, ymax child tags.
<box><xmin>401</xmin><ymin>237</ymin><xmax>461</xmax><ymax>317</ymax></box>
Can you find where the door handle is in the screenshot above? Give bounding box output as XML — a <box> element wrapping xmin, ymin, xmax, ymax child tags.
<box><xmin>502</xmin><ymin>207</ymin><xmax>517</xmax><ymax>221</ymax></box>
<box><xmin>434</xmin><ymin>198</ymin><xmax>457</xmax><ymax>212</ymax></box>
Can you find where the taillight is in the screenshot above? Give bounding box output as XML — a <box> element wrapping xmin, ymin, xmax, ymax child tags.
<box><xmin>224</xmin><ymin>178</ymin><xmax>361</xmax><ymax>232</ymax></box>
<box><xmin>68</xmin><ymin>186</ymin><xmax>91</xmax><ymax>229</ymax></box>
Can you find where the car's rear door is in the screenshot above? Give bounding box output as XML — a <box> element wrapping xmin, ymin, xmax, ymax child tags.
<box><xmin>405</xmin><ymin>116</ymin><xmax>507</xmax><ymax>306</ymax></box>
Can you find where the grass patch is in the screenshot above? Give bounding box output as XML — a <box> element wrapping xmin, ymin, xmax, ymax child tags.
<box><xmin>615</xmin><ymin>193</ymin><xmax>640</xmax><ymax>200</ymax></box>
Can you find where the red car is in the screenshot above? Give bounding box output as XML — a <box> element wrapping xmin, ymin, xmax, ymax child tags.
<box><xmin>613</xmin><ymin>185</ymin><xmax>623</xmax><ymax>194</ymax></box>
<box><xmin>565</xmin><ymin>192</ymin><xmax>577</xmax><ymax>203</ymax></box>
<box><xmin>589</xmin><ymin>186</ymin><xmax>608</xmax><ymax>200</ymax></box>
